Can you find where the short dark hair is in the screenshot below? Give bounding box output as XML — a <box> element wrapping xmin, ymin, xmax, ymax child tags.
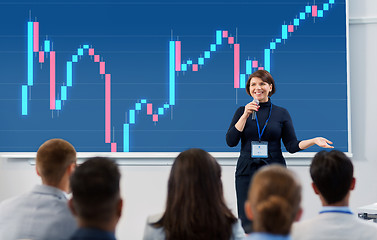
<box><xmin>310</xmin><ymin>150</ymin><xmax>353</xmax><ymax>204</ymax></box>
<box><xmin>246</xmin><ymin>70</ymin><xmax>276</xmax><ymax>97</ymax></box>
<box><xmin>36</xmin><ymin>138</ymin><xmax>76</xmax><ymax>185</ymax></box>
<box><xmin>70</xmin><ymin>157</ymin><xmax>121</xmax><ymax>224</ymax></box>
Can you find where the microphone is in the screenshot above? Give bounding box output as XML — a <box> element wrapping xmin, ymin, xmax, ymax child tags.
<box><xmin>251</xmin><ymin>99</ymin><xmax>259</xmax><ymax>120</ymax></box>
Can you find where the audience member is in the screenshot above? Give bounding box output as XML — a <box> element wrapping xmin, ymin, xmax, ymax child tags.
<box><xmin>244</xmin><ymin>164</ymin><xmax>302</xmax><ymax>240</ymax></box>
<box><xmin>68</xmin><ymin>157</ymin><xmax>122</xmax><ymax>240</ymax></box>
<box><xmin>291</xmin><ymin>150</ymin><xmax>377</xmax><ymax>240</ymax></box>
<box><xmin>0</xmin><ymin>138</ymin><xmax>77</xmax><ymax>240</ymax></box>
<box><xmin>142</xmin><ymin>148</ymin><xmax>245</xmax><ymax>240</ymax></box>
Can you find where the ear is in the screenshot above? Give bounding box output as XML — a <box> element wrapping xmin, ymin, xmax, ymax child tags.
<box><xmin>67</xmin><ymin>162</ymin><xmax>76</xmax><ymax>176</ymax></box>
<box><xmin>117</xmin><ymin>198</ymin><xmax>123</xmax><ymax>218</ymax></box>
<box><xmin>269</xmin><ymin>84</ymin><xmax>273</xmax><ymax>92</ymax></box>
<box><xmin>244</xmin><ymin>201</ymin><xmax>254</xmax><ymax>221</ymax></box>
<box><xmin>350</xmin><ymin>177</ymin><xmax>356</xmax><ymax>191</ymax></box>
<box><xmin>36</xmin><ymin>166</ymin><xmax>40</xmax><ymax>176</ymax></box>
<box><xmin>68</xmin><ymin>198</ymin><xmax>77</xmax><ymax>217</ymax></box>
<box><xmin>295</xmin><ymin>207</ymin><xmax>303</xmax><ymax>222</ymax></box>
<box><xmin>311</xmin><ymin>182</ymin><xmax>320</xmax><ymax>195</ymax></box>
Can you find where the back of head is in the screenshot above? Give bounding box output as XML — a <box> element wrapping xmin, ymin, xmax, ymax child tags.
<box><xmin>310</xmin><ymin>150</ymin><xmax>354</xmax><ymax>204</ymax></box>
<box><xmin>159</xmin><ymin>148</ymin><xmax>236</xmax><ymax>240</ymax></box>
<box><xmin>248</xmin><ymin>165</ymin><xmax>301</xmax><ymax>235</ymax></box>
<box><xmin>36</xmin><ymin>138</ymin><xmax>76</xmax><ymax>185</ymax></box>
<box><xmin>70</xmin><ymin>157</ymin><xmax>121</xmax><ymax>226</ymax></box>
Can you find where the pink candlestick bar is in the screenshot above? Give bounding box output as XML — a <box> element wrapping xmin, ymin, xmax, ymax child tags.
<box><xmin>192</xmin><ymin>64</ymin><xmax>198</xmax><ymax>71</ymax></box>
<box><xmin>252</xmin><ymin>60</ymin><xmax>258</xmax><ymax>68</ymax></box>
<box><xmin>33</xmin><ymin>22</ymin><xmax>39</xmax><ymax>52</ymax></box>
<box><xmin>288</xmin><ymin>25</ymin><xmax>294</xmax><ymax>33</ymax></box>
<box><xmin>258</xmin><ymin>67</ymin><xmax>264</xmax><ymax>70</ymax></box>
<box><xmin>234</xmin><ymin>44</ymin><xmax>240</xmax><ymax>88</ymax></box>
<box><xmin>111</xmin><ymin>143</ymin><xmax>117</xmax><ymax>152</ymax></box>
<box><xmin>147</xmin><ymin>103</ymin><xmax>153</xmax><ymax>115</ymax></box>
<box><xmin>105</xmin><ymin>74</ymin><xmax>111</xmax><ymax>143</ymax></box>
<box><xmin>312</xmin><ymin>5</ymin><xmax>318</xmax><ymax>17</ymax></box>
<box><xmin>222</xmin><ymin>31</ymin><xmax>228</xmax><ymax>38</ymax></box>
<box><xmin>94</xmin><ymin>55</ymin><xmax>100</xmax><ymax>62</ymax></box>
<box><xmin>89</xmin><ymin>48</ymin><xmax>94</xmax><ymax>56</ymax></box>
<box><xmin>175</xmin><ymin>41</ymin><xmax>181</xmax><ymax>71</ymax></box>
<box><xmin>153</xmin><ymin>114</ymin><xmax>158</xmax><ymax>122</ymax></box>
<box><xmin>50</xmin><ymin>51</ymin><xmax>56</xmax><ymax>110</ymax></box>
<box><xmin>100</xmin><ymin>62</ymin><xmax>105</xmax><ymax>75</ymax></box>
<box><xmin>39</xmin><ymin>51</ymin><xmax>44</xmax><ymax>63</ymax></box>
<box><xmin>228</xmin><ymin>37</ymin><xmax>234</xmax><ymax>44</ymax></box>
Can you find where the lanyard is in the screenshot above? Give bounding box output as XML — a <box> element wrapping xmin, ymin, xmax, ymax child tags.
<box><xmin>319</xmin><ymin>210</ymin><xmax>353</xmax><ymax>215</ymax></box>
<box><xmin>255</xmin><ymin>104</ymin><xmax>272</xmax><ymax>141</ymax></box>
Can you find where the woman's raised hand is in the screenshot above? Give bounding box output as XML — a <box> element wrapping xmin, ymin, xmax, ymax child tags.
<box><xmin>243</xmin><ymin>101</ymin><xmax>260</xmax><ymax>118</ymax></box>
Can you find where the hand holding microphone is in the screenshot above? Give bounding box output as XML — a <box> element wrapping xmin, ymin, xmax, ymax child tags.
<box><xmin>238</xmin><ymin>100</ymin><xmax>260</xmax><ymax>132</ymax></box>
<box><xmin>243</xmin><ymin>99</ymin><xmax>260</xmax><ymax>119</ymax></box>
<box><xmin>251</xmin><ymin>99</ymin><xmax>259</xmax><ymax>120</ymax></box>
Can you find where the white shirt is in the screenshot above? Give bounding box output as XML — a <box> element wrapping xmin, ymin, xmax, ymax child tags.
<box><xmin>291</xmin><ymin>206</ymin><xmax>377</xmax><ymax>240</ymax></box>
<box><xmin>143</xmin><ymin>213</ymin><xmax>246</xmax><ymax>240</ymax></box>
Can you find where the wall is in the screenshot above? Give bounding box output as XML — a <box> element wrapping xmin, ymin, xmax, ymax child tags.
<box><xmin>346</xmin><ymin>0</ymin><xmax>377</xmax><ymax>212</ymax></box>
<box><xmin>1</xmin><ymin>0</ymin><xmax>377</xmax><ymax>239</ymax></box>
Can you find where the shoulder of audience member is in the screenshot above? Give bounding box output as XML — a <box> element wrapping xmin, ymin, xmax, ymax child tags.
<box><xmin>146</xmin><ymin>213</ymin><xmax>163</xmax><ymax>225</ymax></box>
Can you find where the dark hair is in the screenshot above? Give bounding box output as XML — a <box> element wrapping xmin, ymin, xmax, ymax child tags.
<box><xmin>36</xmin><ymin>138</ymin><xmax>76</xmax><ymax>185</ymax></box>
<box><xmin>245</xmin><ymin>70</ymin><xmax>276</xmax><ymax>97</ymax></box>
<box><xmin>310</xmin><ymin>150</ymin><xmax>353</xmax><ymax>204</ymax></box>
<box><xmin>248</xmin><ymin>165</ymin><xmax>301</xmax><ymax>235</ymax></box>
<box><xmin>154</xmin><ymin>148</ymin><xmax>237</xmax><ymax>240</ymax></box>
<box><xmin>70</xmin><ymin>157</ymin><xmax>121</xmax><ymax>224</ymax></box>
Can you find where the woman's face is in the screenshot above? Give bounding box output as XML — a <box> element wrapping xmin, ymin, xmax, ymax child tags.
<box><xmin>249</xmin><ymin>77</ymin><xmax>272</xmax><ymax>103</ymax></box>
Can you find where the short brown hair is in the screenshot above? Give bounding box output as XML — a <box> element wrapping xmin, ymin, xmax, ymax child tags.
<box><xmin>36</xmin><ymin>138</ymin><xmax>76</xmax><ymax>185</ymax></box>
<box><xmin>246</xmin><ymin>70</ymin><xmax>276</xmax><ymax>97</ymax></box>
<box><xmin>248</xmin><ymin>165</ymin><xmax>301</xmax><ymax>235</ymax></box>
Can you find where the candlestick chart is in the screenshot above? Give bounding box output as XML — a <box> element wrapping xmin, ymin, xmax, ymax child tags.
<box><xmin>0</xmin><ymin>0</ymin><xmax>348</xmax><ymax>152</ymax></box>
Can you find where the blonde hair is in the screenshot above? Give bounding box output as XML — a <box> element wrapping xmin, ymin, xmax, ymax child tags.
<box><xmin>247</xmin><ymin>165</ymin><xmax>301</xmax><ymax>235</ymax></box>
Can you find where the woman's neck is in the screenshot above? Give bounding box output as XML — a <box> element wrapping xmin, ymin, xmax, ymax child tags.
<box><xmin>259</xmin><ymin>97</ymin><xmax>269</xmax><ymax>103</ymax></box>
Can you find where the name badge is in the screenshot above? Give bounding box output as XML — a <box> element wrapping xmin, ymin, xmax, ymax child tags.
<box><xmin>251</xmin><ymin>141</ymin><xmax>268</xmax><ymax>158</ymax></box>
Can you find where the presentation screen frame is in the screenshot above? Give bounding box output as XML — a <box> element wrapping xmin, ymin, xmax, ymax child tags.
<box><xmin>0</xmin><ymin>0</ymin><xmax>351</xmax><ymax>158</ymax></box>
